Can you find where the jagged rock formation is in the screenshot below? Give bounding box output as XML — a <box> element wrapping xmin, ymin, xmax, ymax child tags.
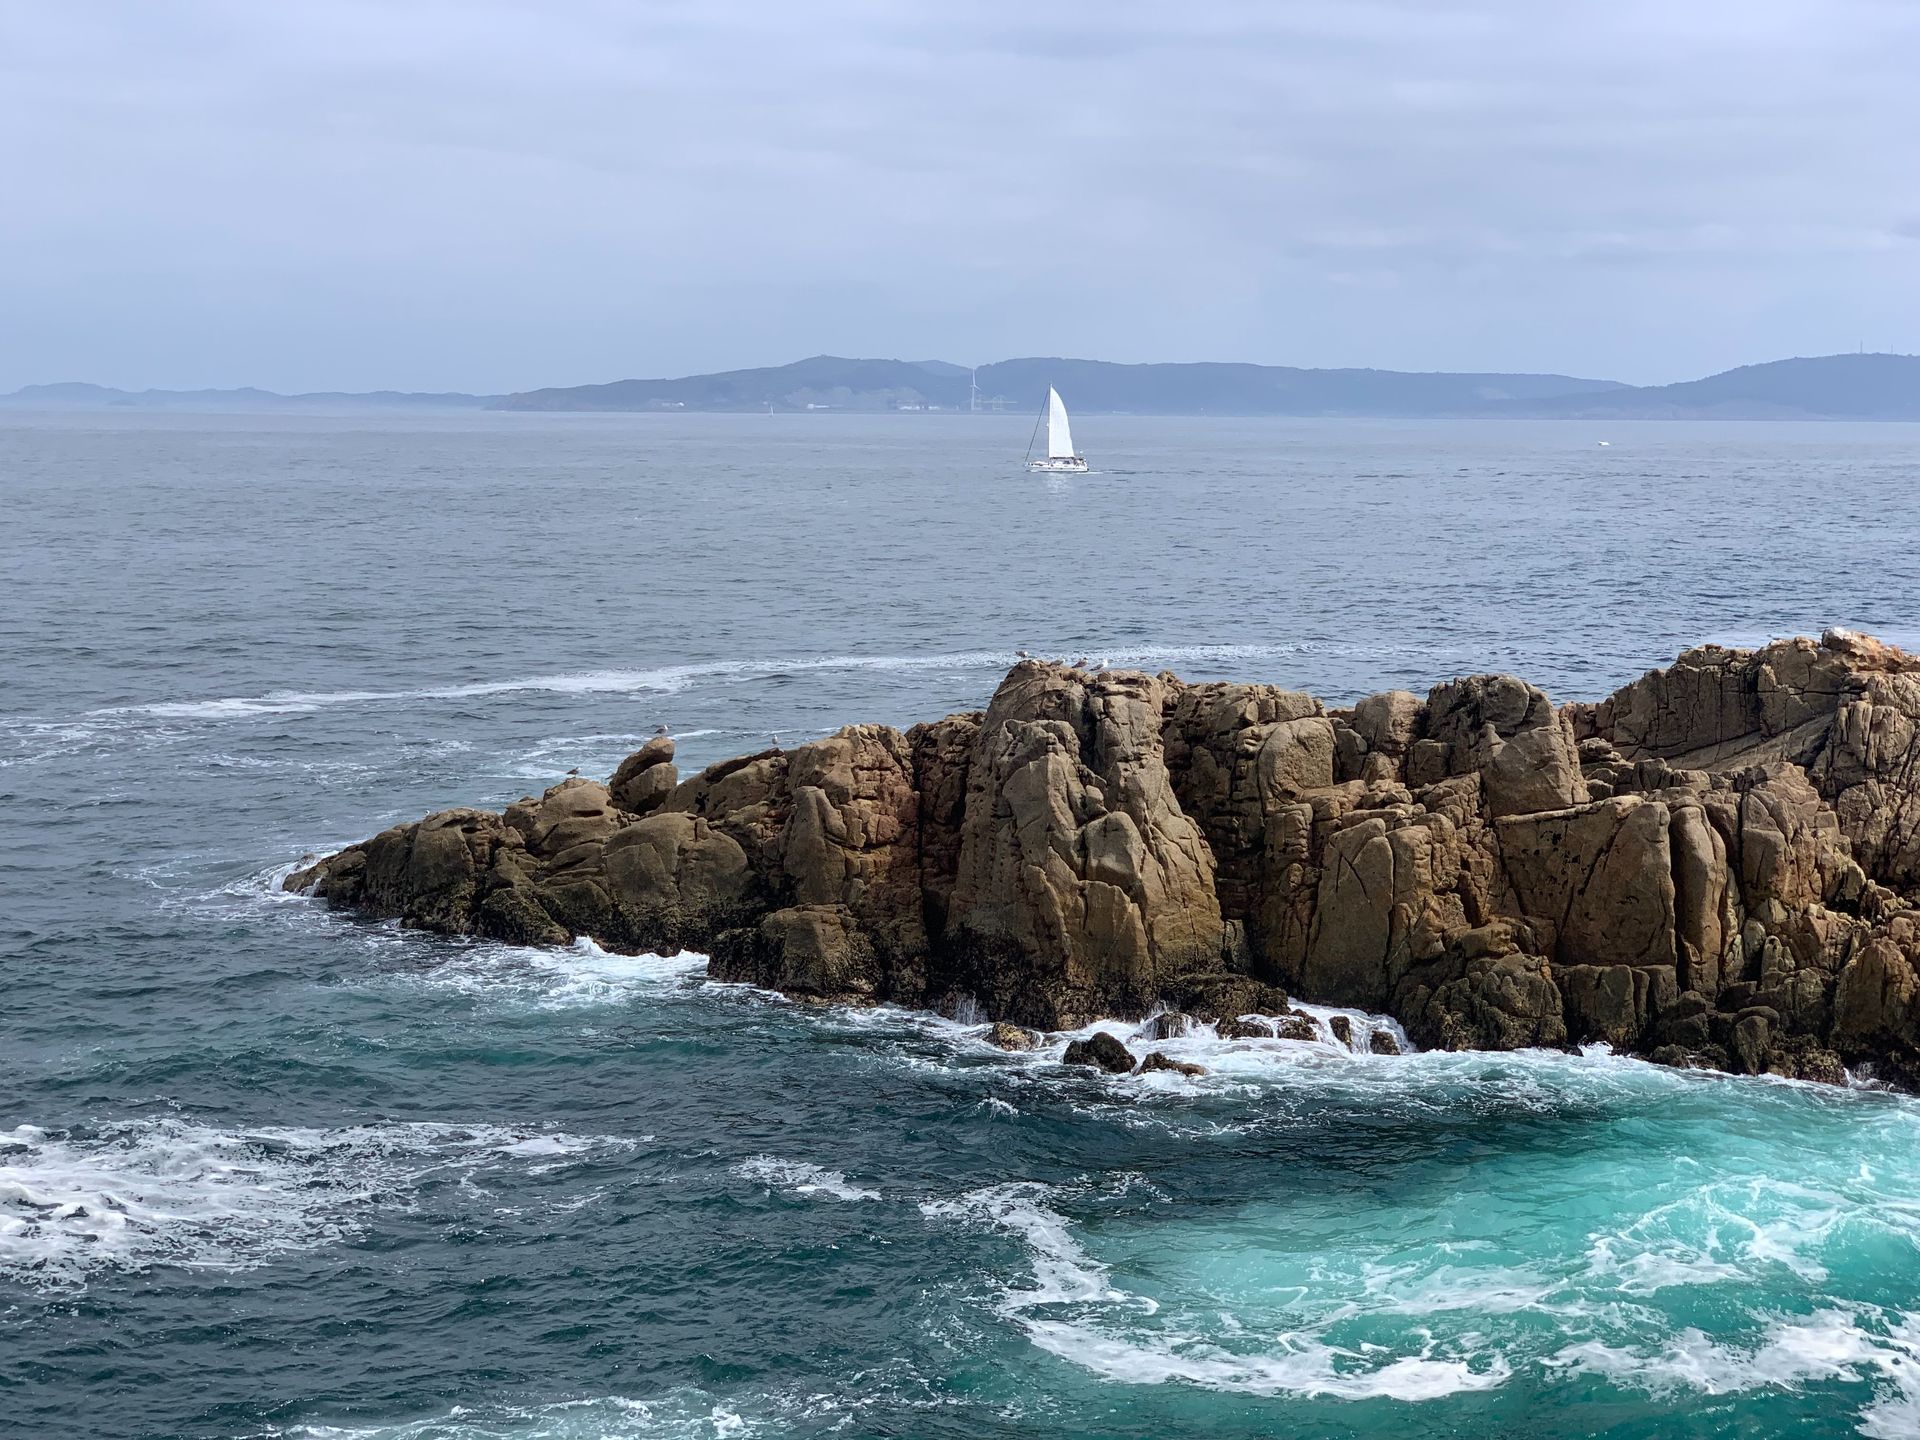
<box><xmin>287</xmin><ymin>631</ymin><xmax>1920</xmax><ymax>1087</ymax></box>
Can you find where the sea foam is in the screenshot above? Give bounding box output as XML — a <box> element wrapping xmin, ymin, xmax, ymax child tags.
<box><xmin>0</xmin><ymin>1118</ymin><xmax>635</xmax><ymax>1287</ymax></box>
<box><xmin>734</xmin><ymin>1155</ymin><xmax>880</xmax><ymax>1203</ymax></box>
<box><xmin>87</xmin><ymin>642</ymin><xmax>1341</xmax><ymax>724</ymax></box>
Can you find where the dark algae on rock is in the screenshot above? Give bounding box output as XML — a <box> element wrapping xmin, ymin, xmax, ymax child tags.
<box><xmin>289</xmin><ymin>630</ymin><xmax>1920</xmax><ymax>1087</ymax></box>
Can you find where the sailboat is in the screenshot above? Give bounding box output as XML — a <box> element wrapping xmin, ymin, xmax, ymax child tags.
<box><xmin>1026</xmin><ymin>387</ymin><xmax>1089</xmax><ymax>473</ymax></box>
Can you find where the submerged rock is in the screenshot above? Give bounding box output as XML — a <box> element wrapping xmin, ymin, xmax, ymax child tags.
<box><xmin>287</xmin><ymin>632</ymin><xmax>1920</xmax><ymax>1089</ymax></box>
<box><xmin>1216</xmin><ymin>1016</ymin><xmax>1277</xmax><ymax>1040</ymax></box>
<box><xmin>1137</xmin><ymin>1050</ymin><xmax>1207</xmax><ymax>1078</ymax></box>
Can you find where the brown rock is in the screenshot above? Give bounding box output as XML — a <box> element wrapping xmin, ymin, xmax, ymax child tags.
<box><xmin>1137</xmin><ymin>1050</ymin><xmax>1207</xmax><ymax>1077</ymax></box>
<box><xmin>1216</xmin><ymin>1016</ymin><xmax>1277</xmax><ymax>1039</ymax></box>
<box><xmin>985</xmin><ymin>1021</ymin><xmax>1041</xmax><ymax>1051</ymax></box>
<box><xmin>609</xmin><ymin>736</ymin><xmax>677</xmax><ymax>813</ymax></box>
<box><xmin>1275</xmin><ymin>1011</ymin><xmax>1321</xmax><ymax>1041</ymax></box>
<box><xmin>602</xmin><ymin>811</ymin><xmax>754</xmax><ymax>950</ymax></box>
<box><xmin>1141</xmin><ymin>1011</ymin><xmax>1196</xmax><ymax>1041</ymax></box>
<box><xmin>1062</xmin><ymin>1031</ymin><xmax>1134</xmax><ymax>1073</ymax></box>
<box><xmin>1499</xmin><ymin>796</ymin><xmax>1677</xmax><ymax>971</ymax></box>
<box><xmin>1396</xmin><ymin>950</ymin><xmax>1567</xmax><ymax>1052</ymax></box>
<box><xmin>1422</xmin><ymin>674</ymin><xmax>1586</xmax><ymax>817</ymax></box>
<box><xmin>944</xmin><ymin>664</ymin><xmax>1225</xmax><ymax>1026</ymax></box>
<box><xmin>283</xmin><ymin>634</ymin><xmax>1920</xmax><ymax>1092</ymax></box>
<box><xmin>1731</xmin><ymin>1012</ymin><xmax>1772</xmax><ymax>1075</ymax></box>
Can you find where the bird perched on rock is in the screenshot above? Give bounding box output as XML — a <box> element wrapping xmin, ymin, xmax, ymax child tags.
<box><xmin>652</xmin><ymin>724</ymin><xmax>670</xmax><ymax>737</ymax></box>
<box><xmin>1072</xmin><ymin>656</ymin><xmax>1089</xmax><ymax>668</ymax></box>
<box><xmin>1015</xmin><ymin>649</ymin><xmax>1029</xmax><ymax>659</ymax></box>
<box><xmin>565</xmin><ymin>767</ymin><xmax>580</xmax><ymax>776</ymax></box>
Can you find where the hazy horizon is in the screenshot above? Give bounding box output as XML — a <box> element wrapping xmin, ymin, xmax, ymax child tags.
<box><xmin>6</xmin><ymin>2</ymin><xmax>1918</xmax><ymax>394</ymax></box>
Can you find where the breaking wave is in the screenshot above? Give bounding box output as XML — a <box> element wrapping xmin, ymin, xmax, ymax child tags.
<box><xmin>733</xmin><ymin>1156</ymin><xmax>880</xmax><ymax>1203</ymax></box>
<box><xmin>84</xmin><ymin>642</ymin><xmax>1342</xmax><ymax>723</ymax></box>
<box><xmin>0</xmin><ymin>1118</ymin><xmax>636</xmax><ymax>1288</ymax></box>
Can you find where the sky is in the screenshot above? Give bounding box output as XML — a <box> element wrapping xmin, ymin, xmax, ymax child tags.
<box><xmin>3</xmin><ymin>0</ymin><xmax>1918</xmax><ymax>392</ymax></box>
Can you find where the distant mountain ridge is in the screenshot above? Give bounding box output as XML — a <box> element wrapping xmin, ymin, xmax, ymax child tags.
<box><xmin>1494</xmin><ymin>353</ymin><xmax>1920</xmax><ymax>420</ymax></box>
<box><xmin>495</xmin><ymin>355</ymin><xmax>1628</xmax><ymax>416</ymax></box>
<box><xmin>6</xmin><ymin>352</ymin><xmax>1916</xmax><ymax>418</ymax></box>
<box><xmin>0</xmin><ymin>382</ymin><xmax>497</xmax><ymax>411</ymax></box>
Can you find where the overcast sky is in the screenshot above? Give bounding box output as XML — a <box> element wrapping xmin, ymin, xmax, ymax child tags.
<box><xmin>4</xmin><ymin>0</ymin><xmax>1917</xmax><ymax>391</ymax></box>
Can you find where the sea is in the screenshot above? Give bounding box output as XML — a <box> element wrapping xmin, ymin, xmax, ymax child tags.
<box><xmin>6</xmin><ymin>409</ymin><xmax>1920</xmax><ymax>1439</ymax></box>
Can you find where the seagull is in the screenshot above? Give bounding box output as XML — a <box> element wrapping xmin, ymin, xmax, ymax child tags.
<box><xmin>771</xmin><ymin>733</ymin><xmax>782</xmax><ymax>749</ymax></box>
<box><xmin>1597</xmin><ymin>440</ymin><xmax>1612</xmax><ymax>447</ymax></box>
<box><xmin>1072</xmin><ymin>656</ymin><xmax>1089</xmax><ymax>668</ymax></box>
<box><xmin>1015</xmin><ymin>649</ymin><xmax>1030</xmax><ymax>658</ymax></box>
<box><xmin>566</xmin><ymin>767</ymin><xmax>580</xmax><ymax>776</ymax></box>
<box><xmin>652</xmin><ymin>724</ymin><xmax>670</xmax><ymax>737</ymax></box>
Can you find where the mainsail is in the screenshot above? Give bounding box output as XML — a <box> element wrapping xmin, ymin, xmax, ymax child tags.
<box><xmin>1046</xmin><ymin>387</ymin><xmax>1076</xmax><ymax>459</ymax></box>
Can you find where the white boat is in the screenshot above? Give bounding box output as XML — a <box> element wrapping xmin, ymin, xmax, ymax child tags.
<box><xmin>1027</xmin><ymin>387</ymin><xmax>1088</xmax><ymax>473</ymax></box>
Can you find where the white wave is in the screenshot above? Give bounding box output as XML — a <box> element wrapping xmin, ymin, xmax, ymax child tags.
<box><xmin>1023</xmin><ymin>1319</ymin><xmax>1513</xmax><ymax>1401</ymax></box>
<box><xmin>1582</xmin><ymin>1175</ymin><xmax>1847</xmax><ymax>1293</ymax></box>
<box><xmin>923</xmin><ymin>1182</ymin><xmax>1509</xmax><ymax>1400</ymax></box>
<box><xmin>497</xmin><ymin>729</ymin><xmax>726</xmax><ymax>781</ymax></box>
<box><xmin>0</xmin><ymin>1118</ymin><xmax>635</xmax><ymax>1287</ymax></box>
<box><xmin>357</xmin><ymin>934</ymin><xmax>709</xmax><ymax>1011</ymax></box>
<box><xmin>286</xmin><ymin>1391</ymin><xmax>756</xmax><ymax>1439</ymax></box>
<box><xmin>922</xmin><ymin>1183</ymin><xmax>1122</xmax><ymax>1306</ymax></box>
<box><xmin>86</xmin><ymin>642</ymin><xmax>1344</xmax><ymax>724</ymax></box>
<box><xmin>734</xmin><ymin>1156</ymin><xmax>879</xmax><ymax>1203</ymax></box>
<box><xmin>1547</xmin><ymin>1306</ymin><xmax>1920</xmax><ymax>1403</ymax></box>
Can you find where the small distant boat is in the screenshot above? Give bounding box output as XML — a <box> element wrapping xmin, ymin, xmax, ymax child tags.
<box><xmin>1026</xmin><ymin>387</ymin><xmax>1088</xmax><ymax>473</ymax></box>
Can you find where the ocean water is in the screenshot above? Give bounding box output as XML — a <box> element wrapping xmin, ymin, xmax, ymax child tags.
<box><xmin>6</xmin><ymin>410</ymin><xmax>1920</xmax><ymax>1439</ymax></box>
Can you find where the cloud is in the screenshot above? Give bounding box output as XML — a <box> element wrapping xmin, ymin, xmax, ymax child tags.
<box><xmin>1</xmin><ymin>0</ymin><xmax>1916</xmax><ymax>388</ymax></box>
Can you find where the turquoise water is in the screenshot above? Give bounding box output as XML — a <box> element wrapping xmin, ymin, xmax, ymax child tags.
<box><xmin>6</xmin><ymin>412</ymin><xmax>1920</xmax><ymax>1438</ymax></box>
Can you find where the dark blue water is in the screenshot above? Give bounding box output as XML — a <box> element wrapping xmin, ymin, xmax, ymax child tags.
<box><xmin>6</xmin><ymin>411</ymin><xmax>1920</xmax><ymax>1439</ymax></box>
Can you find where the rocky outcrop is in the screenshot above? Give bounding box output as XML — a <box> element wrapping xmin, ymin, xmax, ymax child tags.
<box><xmin>288</xmin><ymin>631</ymin><xmax>1920</xmax><ymax>1089</ymax></box>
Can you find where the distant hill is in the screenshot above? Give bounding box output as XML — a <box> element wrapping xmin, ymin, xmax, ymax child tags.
<box><xmin>11</xmin><ymin>352</ymin><xmax>1917</xmax><ymax>418</ymax></box>
<box><xmin>0</xmin><ymin>382</ymin><xmax>497</xmax><ymax>411</ymax></box>
<box><xmin>495</xmin><ymin>355</ymin><xmax>1627</xmax><ymax>415</ymax></box>
<box><xmin>1498</xmin><ymin>353</ymin><xmax>1920</xmax><ymax>420</ymax></box>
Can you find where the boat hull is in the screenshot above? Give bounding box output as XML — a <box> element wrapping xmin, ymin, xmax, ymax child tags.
<box><xmin>1028</xmin><ymin>457</ymin><xmax>1089</xmax><ymax>473</ymax></box>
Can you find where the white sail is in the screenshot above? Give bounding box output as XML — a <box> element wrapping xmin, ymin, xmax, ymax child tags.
<box><xmin>1046</xmin><ymin>387</ymin><xmax>1076</xmax><ymax>459</ymax></box>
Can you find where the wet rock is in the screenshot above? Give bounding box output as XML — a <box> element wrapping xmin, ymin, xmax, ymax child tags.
<box><xmin>1275</xmin><ymin>1011</ymin><xmax>1321</xmax><ymax>1042</ymax></box>
<box><xmin>1368</xmin><ymin>1029</ymin><xmax>1402</xmax><ymax>1055</ymax></box>
<box><xmin>1731</xmin><ymin>1013</ymin><xmax>1773</xmax><ymax>1075</ymax></box>
<box><xmin>1328</xmin><ymin>1015</ymin><xmax>1354</xmax><ymax>1048</ymax></box>
<box><xmin>1137</xmin><ymin>1051</ymin><xmax>1207</xmax><ymax>1078</ymax></box>
<box><xmin>985</xmin><ymin>1021</ymin><xmax>1040</xmax><ymax>1052</ymax></box>
<box><xmin>1062</xmin><ymin>1031</ymin><xmax>1134</xmax><ymax>1073</ymax></box>
<box><xmin>1216</xmin><ymin>1016</ymin><xmax>1277</xmax><ymax>1039</ymax></box>
<box><xmin>1163</xmin><ymin>973</ymin><xmax>1291</xmax><ymax>1023</ymax></box>
<box><xmin>1396</xmin><ymin>946</ymin><xmax>1566</xmax><ymax>1052</ymax></box>
<box><xmin>1140</xmin><ymin>1011</ymin><xmax>1196</xmax><ymax>1041</ymax></box>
